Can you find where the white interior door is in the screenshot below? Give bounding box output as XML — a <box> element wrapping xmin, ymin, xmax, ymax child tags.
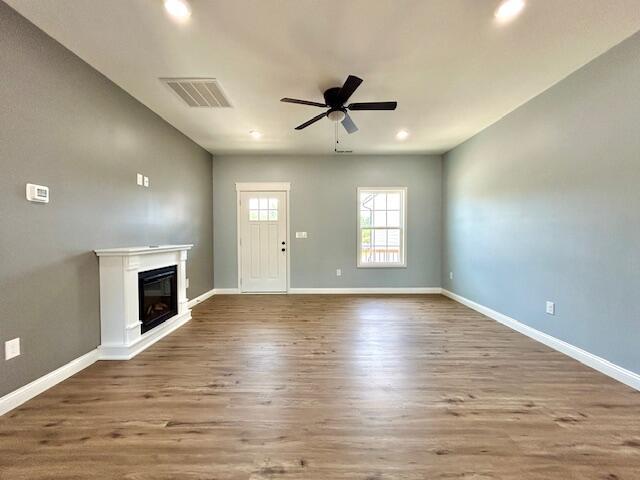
<box><xmin>239</xmin><ymin>191</ymin><xmax>287</xmax><ymax>292</ymax></box>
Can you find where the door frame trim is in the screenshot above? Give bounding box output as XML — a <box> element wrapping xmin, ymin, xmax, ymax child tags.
<box><xmin>235</xmin><ymin>182</ymin><xmax>291</xmax><ymax>293</ymax></box>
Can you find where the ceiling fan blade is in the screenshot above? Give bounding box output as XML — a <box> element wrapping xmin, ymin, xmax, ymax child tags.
<box><xmin>281</xmin><ymin>97</ymin><xmax>326</xmax><ymax>108</ymax></box>
<box><xmin>341</xmin><ymin>112</ymin><xmax>358</xmax><ymax>134</ymax></box>
<box><xmin>348</xmin><ymin>101</ymin><xmax>397</xmax><ymax>111</ymax></box>
<box><xmin>337</xmin><ymin>75</ymin><xmax>363</xmax><ymax>104</ymax></box>
<box><xmin>295</xmin><ymin>112</ymin><xmax>327</xmax><ymax>130</ymax></box>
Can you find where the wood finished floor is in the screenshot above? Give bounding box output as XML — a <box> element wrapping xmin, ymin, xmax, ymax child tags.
<box><xmin>1</xmin><ymin>294</ymin><xmax>639</xmax><ymax>480</ymax></box>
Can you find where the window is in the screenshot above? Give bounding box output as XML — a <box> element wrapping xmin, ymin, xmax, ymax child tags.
<box><xmin>358</xmin><ymin>187</ymin><xmax>406</xmax><ymax>267</ymax></box>
<box><xmin>249</xmin><ymin>197</ymin><xmax>278</xmax><ymax>221</ymax></box>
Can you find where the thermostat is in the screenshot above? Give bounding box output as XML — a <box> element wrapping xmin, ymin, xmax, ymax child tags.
<box><xmin>26</xmin><ymin>183</ymin><xmax>49</xmax><ymax>203</ymax></box>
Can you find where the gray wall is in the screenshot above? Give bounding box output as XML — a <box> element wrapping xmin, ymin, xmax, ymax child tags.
<box><xmin>213</xmin><ymin>155</ymin><xmax>442</xmax><ymax>289</ymax></box>
<box><xmin>442</xmin><ymin>31</ymin><xmax>640</xmax><ymax>374</ymax></box>
<box><xmin>0</xmin><ymin>2</ymin><xmax>213</xmax><ymax>396</ymax></box>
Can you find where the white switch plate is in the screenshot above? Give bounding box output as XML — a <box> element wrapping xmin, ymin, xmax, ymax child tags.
<box><xmin>296</xmin><ymin>232</ymin><xmax>308</xmax><ymax>239</ymax></box>
<box><xmin>185</xmin><ymin>278</ymin><xmax>190</xmax><ymax>289</ymax></box>
<box><xmin>449</xmin><ymin>271</ymin><xmax>454</xmax><ymax>280</ymax></box>
<box><xmin>143</xmin><ymin>176</ymin><xmax>149</xmax><ymax>187</ymax></box>
<box><xmin>336</xmin><ymin>269</ymin><xmax>342</xmax><ymax>276</ymax></box>
<box><xmin>5</xmin><ymin>338</ymin><xmax>20</xmax><ymax>360</ymax></box>
<box><xmin>136</xmin><ymin>173</ymin><xmax>143</xmax><ymax>186</ymax></box>
<box><xmin>546</xmin><ymin>301</ymin><xmax>555</xmax><ymax>315</ymax></box>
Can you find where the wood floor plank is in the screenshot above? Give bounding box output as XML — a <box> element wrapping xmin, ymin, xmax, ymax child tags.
<box><xmin>1</xmin><ymin>294</ymin><xmax>638</xmax><ymax>479</ymax></box>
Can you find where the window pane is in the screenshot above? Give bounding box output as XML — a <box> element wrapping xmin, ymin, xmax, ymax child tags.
<box><xmin>249</xmin><ymin>198</ymin><xmax>259</xmax><ymax>209</ymax></box>
<box><xmin>259</xmin><ymin>210</ymin><xmax>268</xmax><ymax>221</ymax></box>
<box><xmin>373</xmin><ymin>193</ymin><xmax>387</xmax><ymax>210</ymax></box>
<box><xmin>374</xmin><ymin>211</ymin><xmax>387</xmax><ymax>227</ymax></box>
<box><xmin>361</xmin><ymin>229</ymin><xmax>372</xmax><ymax>264</ymax></box>
<box><xmin>358</xmin><ymin>189</ymin><xmax>405</xmax><ymax>266</ymax></box>
<box><xmin>269</xmin><ymin>198</ymin><xmax>278</xmax><ymax>209</ymax></box>
<box><xmin>249</xmin><ymin>210</ymin><xmax>259</xmax><ymax>221</ymax></box>
<box><xmin>268</xmin><ymin>209</ymin><xmax>278</xmax><ymax>221</ymax></box>
<box><xmin>360</xmin><ymin>192</ymin><xmax>374</xmax><ymax>209</ymax></box>
<box><xmin>361</xmin><ymin>229</ymin><xmax>372</xmax><ymax>247</ymax></box>
<box><xmin>387</xmin><ymin>193</ymin><xmax>401</xmax><ymax>210</ymax></box>
<box><xmin>387</xmin><ymin>210</ymin><xmax>400</xmax><ymax>227</ymax></box>
<box><xmin>373</xmin><ymin>229</ymin><xmax>387</xmax><ymax>247</ymax></box>
<box><xmin>360</xmin><ymin>210</ymin><xmax>371</xmax><ymax>227</ymax></box>
<box><xmin>388</xmin><ymin>229</ymin><xmax>400</xmax><ymax>247</ymax></box>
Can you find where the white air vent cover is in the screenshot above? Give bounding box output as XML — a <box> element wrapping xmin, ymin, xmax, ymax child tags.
<box><xmin>161</xmin><ymin>78</ymin><xmax>232</xmax><ymax>108</ymax></box>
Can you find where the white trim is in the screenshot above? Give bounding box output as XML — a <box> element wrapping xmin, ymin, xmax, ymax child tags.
<box><xmin>236</xmin><ymin>183</ymin><xmax>291</xmax><ymax>293</ymax></box>
<box><xmin>357</xmin><ymin>187</ymin><xmax>407</xmax><ymax>268</ymax></box>
<box><xmin>235</xmin><ymin>182</ymin><xmax>291</xmax><ymax>192</ymax></box>
<box><xmin>0</xmin><ymin>349</ymin><xmax>99</xmax><ymax>416</ymax></box>
<box><xmin>98</xmin><ymin>310</ymin><xmax>191</xmax><ymax>360</ymax></box>
<box><xmin>441</xmin><ymin>289</ymin><xmax>640</xmax><ymax>391</ymax></box>
<box><xmin>94</xmin><ymin>244</ymin><xmax>192</xmax><ymax>256</ymax></box>
<box><xmin>213</xmin><ymin>288</ymin><xmax>241</xmax><ymax>294</ymax></box>
<box><xmin>289</xmin><ymin>287</ymin><xmax>442</xmax><ymax>294</ymax></box>
<box><xmin>187</xmin><ymin>288</ymin><xmax>215</xmax><ymax>308</ymax></box>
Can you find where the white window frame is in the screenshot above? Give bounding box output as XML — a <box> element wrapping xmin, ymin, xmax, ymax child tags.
<box><xmin>357</xmin><ymin>187</ymin><xmax>407</xmax><ymax>268</ymax></box>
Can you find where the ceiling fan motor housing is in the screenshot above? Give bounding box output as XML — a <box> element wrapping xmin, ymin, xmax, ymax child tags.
<box><xmin>323</xmin><ymin>87</ymin><xmax>343</xmax><ymax>108</ymax></box>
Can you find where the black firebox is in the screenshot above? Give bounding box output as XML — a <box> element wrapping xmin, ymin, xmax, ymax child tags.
<box><xmin>138</xmin><ymin>265</ymin><xmax>178</xmax><ymax>334</ymax></box>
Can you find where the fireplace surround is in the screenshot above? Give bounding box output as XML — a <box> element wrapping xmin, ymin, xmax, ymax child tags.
<box><xmin>95</xmin><ymin>245</ymin><xmax>192</xmax><ymax>359</ymax></box>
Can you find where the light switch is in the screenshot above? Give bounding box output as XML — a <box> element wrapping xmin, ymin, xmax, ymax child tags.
<box><xmin>5</xmin><ymin>338</ymin><xmax>20</xmax><ymax>360</ymax></box>
<box><xmin>296</xmin><ymin>232</ymin><xmax>308</xmax><ymax>239</ymax></box>
<box><xmin>143</xmin><ymin>176</ymin><xmax>149</xmax><ymax>187</ymax></box>
<box><xmin>136</xmin><ymin>173</ymin><xmax>143</xmax><ymax>186</ymax></box>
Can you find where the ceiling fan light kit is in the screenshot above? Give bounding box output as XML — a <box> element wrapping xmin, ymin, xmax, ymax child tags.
<box><xmin>281</xmin><ymin>75</ymin><xmax>398</xmax><ymax>135</ymax></box>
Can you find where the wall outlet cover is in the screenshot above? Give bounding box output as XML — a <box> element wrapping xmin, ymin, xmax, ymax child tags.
<box><xmin>143</xmin><ymin>176</ymin><xmax>149</xmax><ymax>187</ymax></box>
<box><xmin>137</xmin><ymin>173</ymin><xmax>143</xmax><ymax>186</ymax></box>
<box><xmin>295</xmin><ymin>232</ymin><xmax>308</xmax><ymax>239</ymax></box>
<box><xmin>185</xmin><ymin>278</ymin><xmax>190</xmax><ymax>289</ymax></box>
<box><xmin>5</xmin><ymin>338</ymin><xmax>20</xmax><ymax>360</ymax></box>
<box><xmin>336</xmin><ymin>269</ymin><xmax>342</xmax><ymax>276</ymax></box>
<box><xmin>449</xmin><ymin>271</ymin><xmax>454</xmax><ymax>280</ymax></box>
<box><xmin>546</xmin><ymin>301</ymin><xmax>555</xmax><ymax>315</ymax></box>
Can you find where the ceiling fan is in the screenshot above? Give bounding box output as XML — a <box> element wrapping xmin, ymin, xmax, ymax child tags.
<box><xmin>281</xmin><ymin>75</ymin><xmax>397</xmax><ymax>134</ymax></box>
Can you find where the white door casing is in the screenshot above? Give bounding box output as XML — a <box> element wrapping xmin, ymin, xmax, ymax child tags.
<box><xmin>237</xmin><ymin>186</ymin><xmax>288</xmax><ymax>292</ymax></box>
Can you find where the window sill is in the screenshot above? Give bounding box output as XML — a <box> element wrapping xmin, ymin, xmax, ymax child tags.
<box><xmin>357</xmin><ymin>263</ymin><xmax>407</xmax><ymax>269</ymax></box>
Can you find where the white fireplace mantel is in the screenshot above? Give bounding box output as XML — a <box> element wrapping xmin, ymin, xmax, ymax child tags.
<box><xmin>95</xmin><ymin>244</ymin><xmax>193</xmax><ymax>360</ymax></box>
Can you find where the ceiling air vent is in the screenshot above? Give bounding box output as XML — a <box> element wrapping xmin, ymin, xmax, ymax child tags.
<box><xmin>161</xmin><ymin>78</ymin><xmax>232</xmax><ymax>108</ymax></box>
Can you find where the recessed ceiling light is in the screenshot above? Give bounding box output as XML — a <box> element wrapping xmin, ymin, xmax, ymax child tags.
<box><xmin>495</xmin><ymin>0</ymin><xmax>525</xmax><ymax>22</ymax></box>
<box><xmin>164</xmin><ymin>0</ymin><xmax>191</xmax><ymax>20</ymax></box>
<box><xmin>249</xmin><ymin>130</ymin><xmax>262</xmax><ymax>139</ymax></box>
<box><xmin>396</xmin><ymin>130</ymin><xmax>409</xmax><ymax>141</ymax></box>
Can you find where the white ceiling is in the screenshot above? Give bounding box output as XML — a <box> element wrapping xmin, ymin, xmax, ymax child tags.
<box><xmin>8</xmin><ymin>0</ymin><xmax>640</xmax><ymax>155</ymax></box>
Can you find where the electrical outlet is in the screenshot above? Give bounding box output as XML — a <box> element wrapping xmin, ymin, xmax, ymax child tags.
<box><xmin>336</xmin><ymin>269</ymin><xmax>342</xmax><ymax>277</ymax></box>
<box><xmin>449</xmin><ymin>271</ymin><xmax>454</xmax><ymax>280</ymax></box>
<box><xmin>296</xmin><ymin>231</ymin><xmax>308</xmax><ymax>239</ymax></box>
<box><xmin>185</xmin><ymin>278</ymin><xmax>190</xmax><ymax>289</ymax></box>
<box><xmin>136</xmin><ymin>173</ymin><xmax>143</xmax><ymax>186</ymax></box>
<box><xmin>143</xmin><ymin>176</ymin><xmax>149</xmax><ymax>187</ymax></box>
<box><xmin>5</xmin><ymin>338</ymin><xmax>20</xmax><ymax>360</ymax></box>
<box><xmin>546</xmin><ymin>301</ymin><xmax>555</xmax><ymax>315</ymax></box>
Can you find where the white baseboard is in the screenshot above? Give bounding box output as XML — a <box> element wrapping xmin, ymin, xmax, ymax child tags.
<box><xmin>441</xmin><ymin>289</ymin><xmax>640</xmax><ymax>391</ymax></box>
<box><xmin>187</xmin><ymin>288</ymin><xmax>215</xmax><ymax>308</ymax></box>
<box><xmin>0</xmin><ymin>349</ymin><xmax>99</xmax><ymax>417</ymax></box>
<box><xmin>1</xmin><ymin>308</ymin><xmax>194</xmax><ymax>416</ymax></box>
<box><xmin>213</xmin><ymin>288</ymin><xmax>241</xmax><ymax>294</ymax></box>
<box><xmin>99</xmin><ymin>310</ymin><xmax>191</xmax><ymax>360</ymax></box>
<box><xmin>288</xmin><ymin>287</ymin><xmax>442</xmax><ymax>294</ymax></box>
